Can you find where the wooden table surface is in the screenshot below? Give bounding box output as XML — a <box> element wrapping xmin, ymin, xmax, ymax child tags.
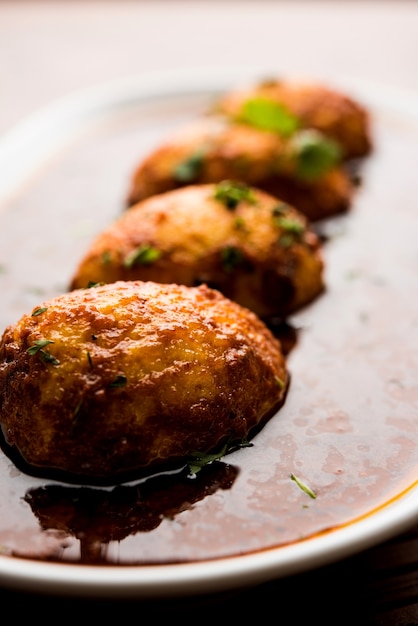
<box><xmin>1</xmin><ymin>2</ymin><xmax>418</xmax><ymax>623</ymax></box>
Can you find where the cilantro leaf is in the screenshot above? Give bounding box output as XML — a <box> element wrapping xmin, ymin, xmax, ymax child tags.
<box><xmin>173</xmin><ymin>150</ymin><xmax>205</xmax><ymax>183</ymax></box>
<box><xmin>290</xmin><ymin>129</ymin><xmax>342</xmax><ymax>180</ymax></box>
<box><xmin>109</xmin><ymin>374</ymin><xmax>127</xmax><ymax>388</ymax></box>
<box><xmin>238</xmin><ymin>97</ymin><xmax>299</xmax><ymax>136</ymax></box>
<box><xmin>124</xmin><ymin>244</ymin><xmax>161</xmax><ymax>268</ymax></box>
<box><xmin>221</xmin><ymin>245</ymin><xmax>244</xmax><ymax>271</ymax></box>
<box><xmin>27</xmin><ymin>340</ymin><xmax>60</xmax><ymax>366</ymax></box>
<box><xmin>31</xmin><ymin>307</ymin><xmax>48</xmax><ymax>317</ymax></box>
<box><xmin>187</xmin><ymin>439</ymin><xmax>253</xmax><ymax>475</ymax></box>
<box><xmin>214</xmin><ymin>180</ymin><xmax>256</xmax><ymax>209</ymax></box>
<box><xmin>290</xmin><ymin>472</ymin><xmax>317</xmax><ymax>499</ymax></box>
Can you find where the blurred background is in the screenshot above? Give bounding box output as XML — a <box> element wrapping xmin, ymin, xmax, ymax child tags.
<box><xmin>1</xmin><ymin>0</ymin><xmax>418</xmax><ymax>136</ymax></box>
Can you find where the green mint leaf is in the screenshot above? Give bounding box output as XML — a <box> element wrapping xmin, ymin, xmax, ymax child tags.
<box><xmin>214</xmin><ymin>180</ymin><xmax>256</xmax><ymax>209</ymax></box>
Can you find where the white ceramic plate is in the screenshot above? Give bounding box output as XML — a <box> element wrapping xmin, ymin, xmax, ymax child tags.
<box><xmin>0</xmin><ymin>67</ymin><xmax>418</xmax><ymax>598</ymax></box>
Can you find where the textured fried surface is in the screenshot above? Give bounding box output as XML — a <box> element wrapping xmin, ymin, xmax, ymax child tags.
<box><xmin>125</xmin><ymin>116</ymin><xmax>353</xmax><ymax>221</ymax></box>
<box><xmin>70</xmin><ymin>184</ymin><xmax>325</xmax><ymax>318</ymax></box>
<box><xmin>0</xmin><ymin>281</ymin><xmax>289</xmax><ymax>483</ymax></box>
<box><xmin>213</xmin><ymin>78</ymin><xmax>373</xmax><ymax>159</ymax></box>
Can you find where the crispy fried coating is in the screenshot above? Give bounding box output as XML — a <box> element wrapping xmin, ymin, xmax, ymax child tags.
<box><xmin>70</xmin><ymin>183</ymin><xmax>325</xmax><ymax>319</ymax></box>
<box><xmin>0</xmin><ymin>281</ymin><xmax>289</xmax><ymax>484</ymax></box>
<box><xmin>125</xmin><ymin>116</ymin><xmax>353</xmax><ymax>221</ymax></box>
<box><xmin>213</xmin><ymin>78</ymin><xmax>373</xmax><ymax>159</ymax></box>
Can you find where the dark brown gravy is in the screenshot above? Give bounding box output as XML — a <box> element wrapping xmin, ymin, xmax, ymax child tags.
<box><xmin>1</xmin><ymin>93</ymin><xmax>418</xmax><ymax>566</ymax></box>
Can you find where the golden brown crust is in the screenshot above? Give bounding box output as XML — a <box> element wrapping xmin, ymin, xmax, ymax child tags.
<box><xmin>125</xmin><ymin>116</ymin><xmax>354</xmax><ymax>221</ymax></box>
<box><xmin>70</xmin><ymin>183</ymin><xmax>325</xmax><ymax>319</ymax></box>
<box><xmin>0</xmin><ymin>281</ymin><xmax>289</xmax><ymax>484</ymax></box>
<box><xmin>213</xmin><ymin>78</ymin><xmax>373</xmax><ymax>159</ymax></box>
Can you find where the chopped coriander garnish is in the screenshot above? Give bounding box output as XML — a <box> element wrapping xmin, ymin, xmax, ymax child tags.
<box><xmin>272</xmin><ymin>203</ymin><xmax>289</xmax><ymax>217</ymax></box>
<box><xmin>275</xmin><ymin>376</ymin><xmax>285</xmax><ymax>389</ymax></box>
<box><xmin>38</xmin><ymin>351</ymin><xmax>60</xmax><ymax>365</ymax></box>
<box><xmin>187</xmin><ymin>439</ymin><xmax>253</xmax><ymax>475</ymax></box>
<box><xmin>275</xmin><ymin>216</ymin><xmax>305</xmax><ymax>236</ymax></box>
<box><xmin>290</xmin><ymin>472</ymin><xmax>317</xmax><ymax>499</ymax></box>
<box><xmin>278</xmin><ymin>235</ymin><xmax>291</xmax><ymax>249</ymax></box>
<box><xmin>274</xmin><ymin>214</ymin><xmax>305</xmax><ymax>248</ymax></box>
<box><xmin>31</xmin><ymin>307</ymin><xmax>48</xmax><ymax>317</ymax></box>
<box><xmin>214</xmin><ymin>180</ymin><xmax>256</xmax><ymax>209</ymax></box>
<box><xmin>221</xmin><ymin>245</ymin><xmax>243</xmax><ymax>271</ymax></box>
<box><xmin>124</xmin><ymin>244</ymin><xmax>161</xmax><ymax>268</ymax></box>
<box><xmin>233</xmin><ymin>216</ymin><xmax>246</xmax><ymax>230</ymax></box>
<box><xmin>289</xmin><ymin>129</ymin><xmax>342</xmax><ymax>180</ymax></box>
<box><xmin>27</xmin><ymin>339</ymin><xmax>60</xmax><ymax>366</ymax></box>
<box><xmin>87</xmin><ymin>281</ymin><xmax>104</xmax><ymax>288</ymax></box>
<box><xmin>173</xmin><ymin>150</ymin><xmax>205</xmax><ymax>183</ymax></box>
<box><xmin>71</xmin><ymin>399</ymin><xmax>85</xmax><ymax>432</ymax></box>
<box><xmin>187</xmin><ymin>447</ymin><xmax>228</xmax><ymax>475</ymax></box>
<box><xmin>27</xmin><ymin>339</ymin><xmax>54</xmax><ymax>355</ymax></box>
<box><xmin>238</xmin><ymin>97</ymin><xmax>299</xmax><ymax>137</ymax></box>
<box><xmin>109</xmin><ymin>374</ymin><xmax>127</xmax><ymax>388</ymax></box>
<box><xmin>73</xmin><ymin>399</ymin><xmax>83</xmax><ymax>417</ymax></box>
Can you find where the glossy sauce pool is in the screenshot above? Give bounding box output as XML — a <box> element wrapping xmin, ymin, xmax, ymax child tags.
<box><xmin>0</xmin><ymin>86</ymin><xmax>418</xmax><ymax>566</ymax></box>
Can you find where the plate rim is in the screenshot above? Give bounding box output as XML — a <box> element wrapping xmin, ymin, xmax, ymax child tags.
<box><xmin>1</xmin><ymin>483</ymin><xmax>417</xmax><ymax>598</ymax></box>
